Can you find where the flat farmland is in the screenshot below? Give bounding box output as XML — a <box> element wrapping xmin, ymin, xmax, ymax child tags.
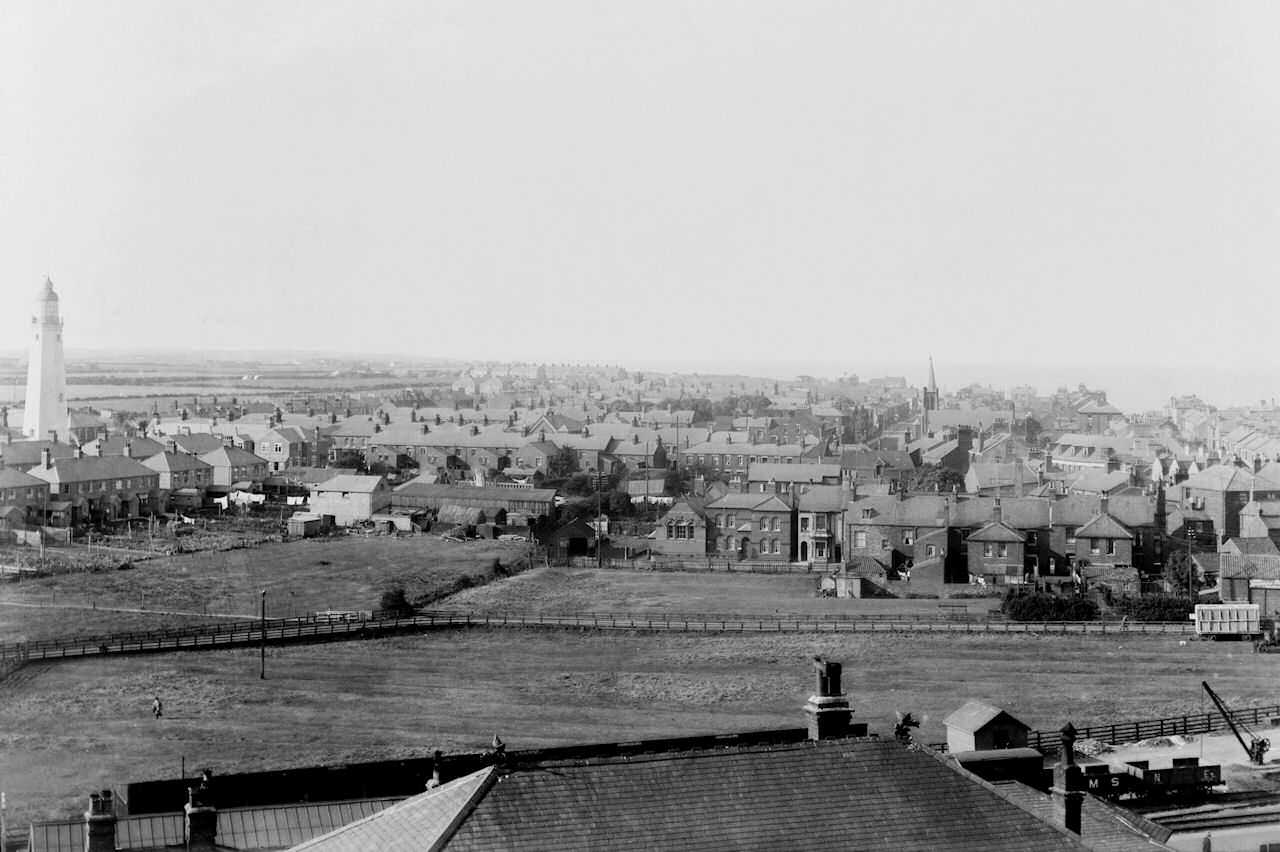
<box><xmin>445</xmin><ymin>564</ymin><xmax>1003</xmax><ymax>618</ymax></box>
<box><xmin>1</xmin><ymin>626</ymin><xmax>1275</xmax><ymax>830</ymax></box>
<box><xmin>0</xmin><ymin>536</ymin><xmax>530</xmax><ymax>643</ymax></box>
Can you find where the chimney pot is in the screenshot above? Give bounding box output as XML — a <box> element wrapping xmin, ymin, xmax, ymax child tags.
<box><xmin>85</xmin><ymin>790</ymin><xmax>117</xmax><ymax>852</ymax></box>
<box><xmin>805</xmin><ymin>657</ymin><xmax>860</xmax><ymax>741</ymax></box>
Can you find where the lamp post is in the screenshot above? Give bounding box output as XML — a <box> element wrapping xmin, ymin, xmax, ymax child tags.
<box><xmin>259</xmin><ymin>589</ymin><xmax>266</xmax><ymax>679</ymax></box>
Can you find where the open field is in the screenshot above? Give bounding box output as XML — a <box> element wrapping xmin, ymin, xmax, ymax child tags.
<box><xmin>0</xmin><ymin>536</ymin><xmax>530</xmax><ymax>643</ymax></box>
<box><xmin>445</xmin><ymin>564</ymin><xmax>1005</xmax><ymax>617</ymax></box>
<box><xmin>1</xmin><ymin>626</ymin><xmax>1275</xmax><ymax>830</ymax></box>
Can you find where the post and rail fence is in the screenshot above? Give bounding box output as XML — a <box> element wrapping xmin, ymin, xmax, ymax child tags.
<box><xmin>0</xmin><ymin>609</ymin><xmax>1201</xmax><ymax>679</ymax></box>
<box><xmin>929</xmin><ymin>703</ymin><xmax>1280</xmax><ymax>755</ymax></box>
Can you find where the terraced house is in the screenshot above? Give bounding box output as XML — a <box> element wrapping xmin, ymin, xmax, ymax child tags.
<box><xmin>27</xmin><ymin>446</ymin><xmax>160</xmax><ymax>525</ymax></box>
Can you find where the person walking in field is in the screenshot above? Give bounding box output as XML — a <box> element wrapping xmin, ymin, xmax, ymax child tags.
<box><xmin>152</xmin><ymin>696</ymin><xmax>163</xmax><ymax>719</ymax></box>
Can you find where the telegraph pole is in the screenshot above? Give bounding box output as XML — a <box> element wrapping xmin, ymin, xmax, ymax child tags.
<box><xmin>259</xmin><ymin>589</ymin><xmax>266</xmax><ymax>679</ymax></box>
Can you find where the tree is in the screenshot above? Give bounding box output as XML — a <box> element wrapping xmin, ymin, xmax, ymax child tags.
<box><xmin>379</xmin><ymin>587</ymin><xmax>414</xmax><ymax>617</ymax></box>
<box><xmin>652</xmin><ymin>441</ymin><xmax>668</xmax><ymax>470</ymax></box>
<box><xmin>547</xmin><ymin>446</ymin><xmax>580</xmax><ymax>479</ymax></box>
<box><xmin>1162</xmin><ymin>549</ymin><xmax>1200</xmax><ymax>597</ymax></box>
<box><xmin>909</xmin><ymin>463</ymin><xmax>965</xmax><ymax>494</ymax></box>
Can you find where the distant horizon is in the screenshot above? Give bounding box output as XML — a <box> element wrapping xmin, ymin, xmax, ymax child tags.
<box><xmin>0</xmin><ymin>346</ymin><xmax>1276</xmax><ymax>415</ymax></box>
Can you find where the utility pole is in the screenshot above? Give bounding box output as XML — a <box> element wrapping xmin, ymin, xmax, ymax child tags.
<box><xmin>259</xmin><ymin>589</ymin><xmax>266</xmax><ymax>679</ymax></box>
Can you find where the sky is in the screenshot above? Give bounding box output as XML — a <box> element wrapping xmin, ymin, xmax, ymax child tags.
<box><xmin>1</xmin><ymin>1</ymin><xmax>1278</xmax><ymax>378</ymax></box>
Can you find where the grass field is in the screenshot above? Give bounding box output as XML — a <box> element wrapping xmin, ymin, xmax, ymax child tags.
<box><xmin>446</xmin><ymin>564</ymin><xmax>1005</xmax><ymax>617</ymax></box>
<box><xmin>1</xmin><ymin>625</ymin><xmax>1276</xmax><ymax>830</ymax></box>
<box><xmin>0</xmin><ymin>536</ymin><xmax>531</xmax><ymax>643</ymax></box>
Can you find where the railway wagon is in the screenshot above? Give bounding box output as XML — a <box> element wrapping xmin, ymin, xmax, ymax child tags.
<box><xmin>1189</xmin><ymin>603</ymin><xmax>1261</xmax><ymax>639</ymax></box>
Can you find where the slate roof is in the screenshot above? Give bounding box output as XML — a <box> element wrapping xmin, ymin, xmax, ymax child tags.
<box><xmin>0</xmin><ymin>467</ymin><xmax>47</xmax><ymax>488</ymax></box>
<box><xmin>90</xmin><ymin>436</ymin><xmax>167</xmax><ymax>458</ymax></box>
<box><xmin>1065</xmin><ymin>470</ymin><xmax>1131</xmax><ymax>495</ymax></box>
<box><xmin>990</xmin><ymin>781</ymin><xmax>1173</xmax><ymax>850</ymax></box>
<box><xmin>702</xmin><ymin>493</ymin><xmax>792</xmax><ymax>512</ymax></box>
<box><xmin>313</xmin><ymin>738</ymin><xmax>1097</xmax><ymax>851</ymax></box>
<box><xmin>1075</xmin><ymin>513</ymin><xmax>1134</xmax><ymax>540</ymax></box>
<box><xmin>199</xmin><ymin>446</ymin><xmax>268</xmax><ymax>467</ymax></box>
<box><xmin>747</xmin><ymin>462</ymin><xmax>840</xmax><ymax>483</ymax></box>
<box><xmin>140</xmin><ymin>451</ymin><xmax>213</xmax><ymax>473</ymax></box>
<box><xmin>28</xmin><ymin>455</ymin><xmax>159</xmax><ymax>485</ymax></box>
<box><xmin>30</xmin><ymin>798</ymin><xmax>403</xmax><ymax>852</ymax></box>
<box><xmin>1183</xmin><ymin>464</ymin><xmax>1280</xmax><ymax>493</ymax></box>
<box><xmin>968</xmin><ymin>521</ymin><xmax>1026</xmax><ymax>543</ymax></box>
<box><xmin>0</xmin><ymin>440</ymin><xmax>76</xmax><ymax>467</ymax></box>
<box><xmin>168</xmin><ymin>433</ymin><xmax>227</xmax><ymax>454</ymax></box>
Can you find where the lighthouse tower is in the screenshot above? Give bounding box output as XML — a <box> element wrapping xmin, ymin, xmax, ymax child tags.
<box><xmin>23</xmin><ymin>277</ymin><xmax>68</xmax><ymax>441</ymax></box>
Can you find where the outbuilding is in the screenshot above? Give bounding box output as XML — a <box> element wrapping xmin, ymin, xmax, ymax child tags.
<box><xmin>944</xmin><ymin>700</ymin><xmax>1030</xmax><ymax>753</ymax></box>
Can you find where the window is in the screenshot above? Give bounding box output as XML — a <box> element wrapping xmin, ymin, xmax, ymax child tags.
<box><xmin>800</xmin><ymin>517</ymin><xmax>810</xmax><ymax>532</ymax></box>
<box><xmin>815</xmin><ymin>515</ymin><xmax>826</xmax><ymax>531</ymax></box>
<box><xmin>535</xmin><ymin>457</ymin><xmax>542</xmax><ymax>467</ymax></box>
<box><xmin>667</xmin><ymin>521</ymin><xmax>675</xmax><ymax>538</ymax></box>
<box><xmin>1091</xmin><ymin>539</ymin><xmax>1101</xmax><ymax>555</ymax></box>
<box><xmin>880</xmin><ymin>538</ymin><xmax>889</xmax><ymax>549</ymax></box>
<box><xmin>1106</xmin><ymin>539</ymin><xmax>1115</xmax><ymax>555</ymax></box>
<box><xmin>902</xmin><ymin>528</ymin><xmax>914</xmax><ymax>545</ymax></box>
<box><xmin>757</xmin><ymin>516</ymin><xmax>766</xmax><ymax>531</ymax></box>
<box><xmin>997</xmin><ymin>543</ymin><xmax>1008</xmax><ymax>558</ymax></box>
<box><xmin>861</xmin><ymin>508</ymin><xmax>872</xmax><ymax>519</ymax></box>
<box><xmin>854</xmin><ymin>531</ymin><xmax>866</xmax><ymax>548</ymax></box>
<box><xmin>1065</xmin><ymin>527</ymin><xmax>1077</xmax><ymax>543</ymax></box>
<box><xmin>815</xmin><ymin>541</ymin><xmax>826</xmax><ymax>558</ymax></box>
<box><xmin>772</xmin><ymin>538</ymin><xmax>780</xmax><ymax>554</ymax></box>
<box><xmin>1027</xmin><ymin>531</ymin><xmax>1038</xmax><ymax>546</ymax></box>
<box><xmin>925</xmin><ymin>544</ymin><xmax>937</xmax><ymax>557</ymax></box>
<box><xmin>724</xmin><ymin>536</ymin><xmax>733</xmax><ymax>551</ymax></box>
<box><xmin>274</xmin><ymin>443</ymin><xmax>283</xmax><ymax>453</ymax></box>
<box><xmin>715</xmin><ymin>513</ymin><xmax>724</xmax><ymax>528</ymax></box>
<box><xmin>771</xmin><ymin>517</ymin><xmax>779</xmax><ymax>532</ymax></box>
<box><xmin>983</xmin><ymin>543</ymin><xmax>994</xmax><ymax>558</ymax></box>
<box><xmin>727</xmin><ymin>514</ymin><xmax>736</xmax><ymax>528</ymax></box>
<box><xmin>712</xmin><ymin>455</ymin><xmax>720</xmax><ymax>466</ymax></box>
<box><xmin>737</xmin><ymin>455</ymin><xmax>744</xmax><ymax>466</ymax></box>
<box><xmin>698</xmin><ymin>455</ymin><xmax>705</xmax><ymax>465</ymax></box>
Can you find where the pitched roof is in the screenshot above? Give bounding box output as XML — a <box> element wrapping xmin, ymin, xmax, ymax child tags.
<box><xmin>1183</xmin><ymin>464</ymin><xmax>1280</xmax><ymax>493</ymax></box>
<box><xmin>0</xmin><ymin>467</ymin><xmax>47</xmax><ymax>488</ymax></box>
<box><xmin>702</xmin><ymin>492</ymin><xmax>792</xmax><ymax>512</ymax></box>
<box><xmin>747</xmin><ymin>462</ymin><xmax>840</xmax><ymax>483</ymax></box>
<box><xmin>198</xmin><ymin>445</ymin><xmax>268</xmax><ymax>467</ymax></box>
<box><xmin>331</xmin><ymin>738</ymin><xmax>1094</xmax><ymax>851</ymax></box>
<box><xmin>0</xmin><ymin>440</ymin><xmax>77</xmax><ymax>466</ymax></box>
<box><xmin>140</xmin><ymin>451</ymin><xmax>214</xmax><ymax>473</ymax></box>
<box><xmin>313</xmin><ymin>475</ymin><xmax>387</xmax><ymax>494</ymax></box>
<box><xmin>990</xmin><ymin>781</ymin><xmax>1173</xmax><ymax>850</ymax></box>
<box><xmin>943</xmin><ymin>700</ymin><xmax>1029</xmax><ymax>733</ymax></box>
<box><xmin>1074</xmin><ymin>513</ymin><xmax>1134</xmax><ymax>540</ymax></box>
<box><xmin>967</xmin><ymin>521</ymin><xmax>1026</xmax><ymax>543</ymax></box>
<box><xmin>28</xmin><ymin>454</ymin><xmax>159</xmax><ymax>485</ymax></box>
<box><xmin>291</xmin><ymin>769</ymin><xmax>496</xmax><ymax>852</ymax></box>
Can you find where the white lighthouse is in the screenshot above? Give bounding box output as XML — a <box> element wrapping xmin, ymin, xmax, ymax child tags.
<box><xmin>23</xmin><ymin>277</ymin><xmax>68</xmax><ymax>441</ymax></box>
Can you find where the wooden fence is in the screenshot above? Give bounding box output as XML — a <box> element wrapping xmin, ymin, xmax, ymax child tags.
<box><xmin>0</xmin><ymin>609</ymin><xmax>1200</xmax><ymax>672</ymax></box>
<box><xmin>1026</xmin><ymin>703</ymin><xmax>1280</xmax><ymax>753</ymax></box>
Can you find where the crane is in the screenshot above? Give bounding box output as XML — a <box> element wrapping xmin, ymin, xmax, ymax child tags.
<box><xmin>1201</xmin><ymin>681</ymin><xmax>1271</xmax><ymax>765</ymax></box>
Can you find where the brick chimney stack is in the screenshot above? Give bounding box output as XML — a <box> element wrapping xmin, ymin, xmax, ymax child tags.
<box><xmin>185</xmin><ymin>771</ymin><xmax>218</xmax><ymax>852</ymax></box>
<box><xmin>1050</xmin><ymin>723</ymin><xmax>1084</xmax><ymax>835</ymax></box>
<box><xmin>992</xmin><ymin>498</ymin><xmax>1002</xmax><ymax>526</ymax></box>
<box><xmin>122</xmin><ymin>441</ymin><xmax>132</xmax><ymax>459</ymax></box>
<box><xmin>41</xmin><ymin>447</ymin><xmax>52</xmax><ymax>469</ymax></box>
<box><xmin>804</xmin><ymin>657</ymin><xmax>860</xmax><ymax>740</ymax></box>
<box><xmin>85</xmin><ymin>790</ymin><xmax>117</xmax><ymax>852</ymax></box>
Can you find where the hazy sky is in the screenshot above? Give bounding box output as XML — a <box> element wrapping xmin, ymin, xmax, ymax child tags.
<box><xmin>2</xmin><ymin>1</ymin><xmax>1277</xmax><ymax>371</ymax></box>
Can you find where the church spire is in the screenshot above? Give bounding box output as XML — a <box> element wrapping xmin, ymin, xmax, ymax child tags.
<box><xmin>927</xmin><ymin>354</ymin><xmax>937</xmax><ymax>392</ymax></box>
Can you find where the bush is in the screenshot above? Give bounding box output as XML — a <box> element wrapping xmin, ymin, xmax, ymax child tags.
<box><xmin>1112</xmin><ymin>595</ymin><xmax>1194</xmax><ymax>622</ymax></box>
<box><xmin>378</xmin><ymin>586</ymin><xmax>414</xmax><ymax>617</ymax></box>
<box><xmin>1001</xmin><ymin>589</ymin><xmax>1099</xmax><ymax>622</ymax></box>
